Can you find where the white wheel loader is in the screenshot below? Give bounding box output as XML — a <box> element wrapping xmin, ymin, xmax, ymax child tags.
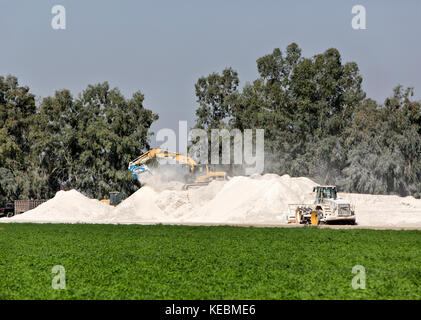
<box><xmin>288</xmin><ymin>186</ymin><xmax>356</xmax><ymax>226</ymax></box>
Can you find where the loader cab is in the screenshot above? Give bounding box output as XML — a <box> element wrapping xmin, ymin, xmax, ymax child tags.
<box><xmin>313</xmin><ymin>186</ymin><xmax>337</xmax><ymax>204</ymax></box>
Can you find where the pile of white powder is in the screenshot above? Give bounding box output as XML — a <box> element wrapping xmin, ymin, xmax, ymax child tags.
<box><xmin>5</xmin><ymin>190</ymin><xmax>113</xmax><ymax>224</ymax></box>
<box><xmin>5</xmin><ymin>174</ymin><xmax>421</xmax><ymax>228</ymax></box>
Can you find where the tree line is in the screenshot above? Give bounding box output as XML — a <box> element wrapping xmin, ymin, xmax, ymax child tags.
<box><xmin>1</xmin><ymin>42</ymin><xmax>420</xmax><ymax>203</ymax></box>
<box><xmin>0</xmin><ymin>78</ymin><xmax>157</xmax><ymax>203</ymax></box>
<box><xmin>193</xmin><ymin>43</ymin><xmax>421</xmax><ymax>198</ymax></box>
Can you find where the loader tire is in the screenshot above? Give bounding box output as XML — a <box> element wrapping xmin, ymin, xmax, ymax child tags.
<box><xmin>295</xmin><ymin>210</ymin><xmax>302</xmax><ymax>224</ymax></box>
<box><xmin>311</xmin><ymin>211</ymin><xmax>320</xmax><ymax>226</ymax></box>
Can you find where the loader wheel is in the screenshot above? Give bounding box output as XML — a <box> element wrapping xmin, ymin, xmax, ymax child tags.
<box><xmin>311</xmin><ymin>212</ymin><xmax>319</xmax><ymax>226</ymax></box>
<box><xmin>295</xmin><ymin>210</ymin><xmax>302</xmax><ymax>224</ymax></box>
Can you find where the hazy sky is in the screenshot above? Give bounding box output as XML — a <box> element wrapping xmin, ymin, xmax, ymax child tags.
<box><xmin>1</xmin><ymin>0</ymin><xmax>420</xmax><ymax>145</ymax></box>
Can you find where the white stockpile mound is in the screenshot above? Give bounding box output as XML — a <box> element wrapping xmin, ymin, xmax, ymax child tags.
<box><xmin>340</xmin><ymin>193</ymin><xmax>421</xmax><ymax>227</ymax></box>
<box><xmin>183</xmin><ymin>174</ymin><xmax>316</xmax><ymax>223</ymax></box>
<box><xmin>6</xmin><ymin>190</ymin><xmax>113</xmax><ymax>223</ymax></box>
<box><xmin>5</xmin><ymin>173</ymin><xmax>421</xmax><ymax>227</ymax></box>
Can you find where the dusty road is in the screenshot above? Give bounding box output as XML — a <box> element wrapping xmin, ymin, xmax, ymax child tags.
<box><xmin>111</xmin><ymin>221</ymin><xmax>421</xmax><ymax>231</ymax></box>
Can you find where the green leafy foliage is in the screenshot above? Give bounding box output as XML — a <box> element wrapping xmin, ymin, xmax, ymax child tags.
<box><xmin>0</xmin><ymin>224</ymin><xmax>420</xmax><ymax>300</ymax></box>
<box><xmin>194</xmin><ymin>67</ymin><xmax>239</xmax><ymax>131</ymax></box>
<box><xmin>343</xmin><ymin>87</ymin><xmax>421</xmax><ymax>197</ymax></box>
<box><xmin>0</xmin><ymin>78</ymin><xmax>158</xmax><ymax>202</ymax></box>
<box><xmin>0</xmin><ymin>75</ymin><xmax>37</xmax><ymax>202</ymax></box>
<box><xmin>193</xmin><ymin>43</ymin><xmax>421</xmax><ymax>196</ymax></box>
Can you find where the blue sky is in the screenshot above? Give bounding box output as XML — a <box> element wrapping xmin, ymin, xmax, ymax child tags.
<box><xmin>1</xmin><ymin>0</ymin><xmax>420</xmax><ymax>143</ymax></box>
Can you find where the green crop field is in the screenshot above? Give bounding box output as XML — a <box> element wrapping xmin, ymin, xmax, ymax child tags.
<box><xmin>0</xmin><ymin>223</ymin><xmax>420</xmax><ymax>300</ymax></box>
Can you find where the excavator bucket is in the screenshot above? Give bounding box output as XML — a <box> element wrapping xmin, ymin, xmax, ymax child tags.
<box><xmin>128</xmin><ymin>163</ymin><xmax>152</xmax><ymax>181</ymax></box>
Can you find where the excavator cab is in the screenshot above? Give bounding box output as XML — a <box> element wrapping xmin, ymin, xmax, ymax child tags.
<box><xmin>193</xmin><ymin>164</ymin><xmax>208</xmax><ymax>176</ymax></box>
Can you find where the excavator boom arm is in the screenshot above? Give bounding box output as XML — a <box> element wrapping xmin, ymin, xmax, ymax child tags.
<box><xmin>128</xmin><ymin>149</ymin><xmax>198</xmax><ymax>181</ymax></box>
<box><xmin>129</xmin><ymin>149</ymin><xmax>197</xmax><ymax>168</ymax></box>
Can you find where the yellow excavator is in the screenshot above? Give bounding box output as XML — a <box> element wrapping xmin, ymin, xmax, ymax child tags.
<box><xmin>128</xmin><ymin>149</ymin><xmax>228</xmax><ymax>189</ymax></box>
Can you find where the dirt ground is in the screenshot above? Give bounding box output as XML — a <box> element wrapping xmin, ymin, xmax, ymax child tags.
<box><xmin>107</xmin><ymin>221</ymin><xmax>421</xmax><ymax>231</ymax></box>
